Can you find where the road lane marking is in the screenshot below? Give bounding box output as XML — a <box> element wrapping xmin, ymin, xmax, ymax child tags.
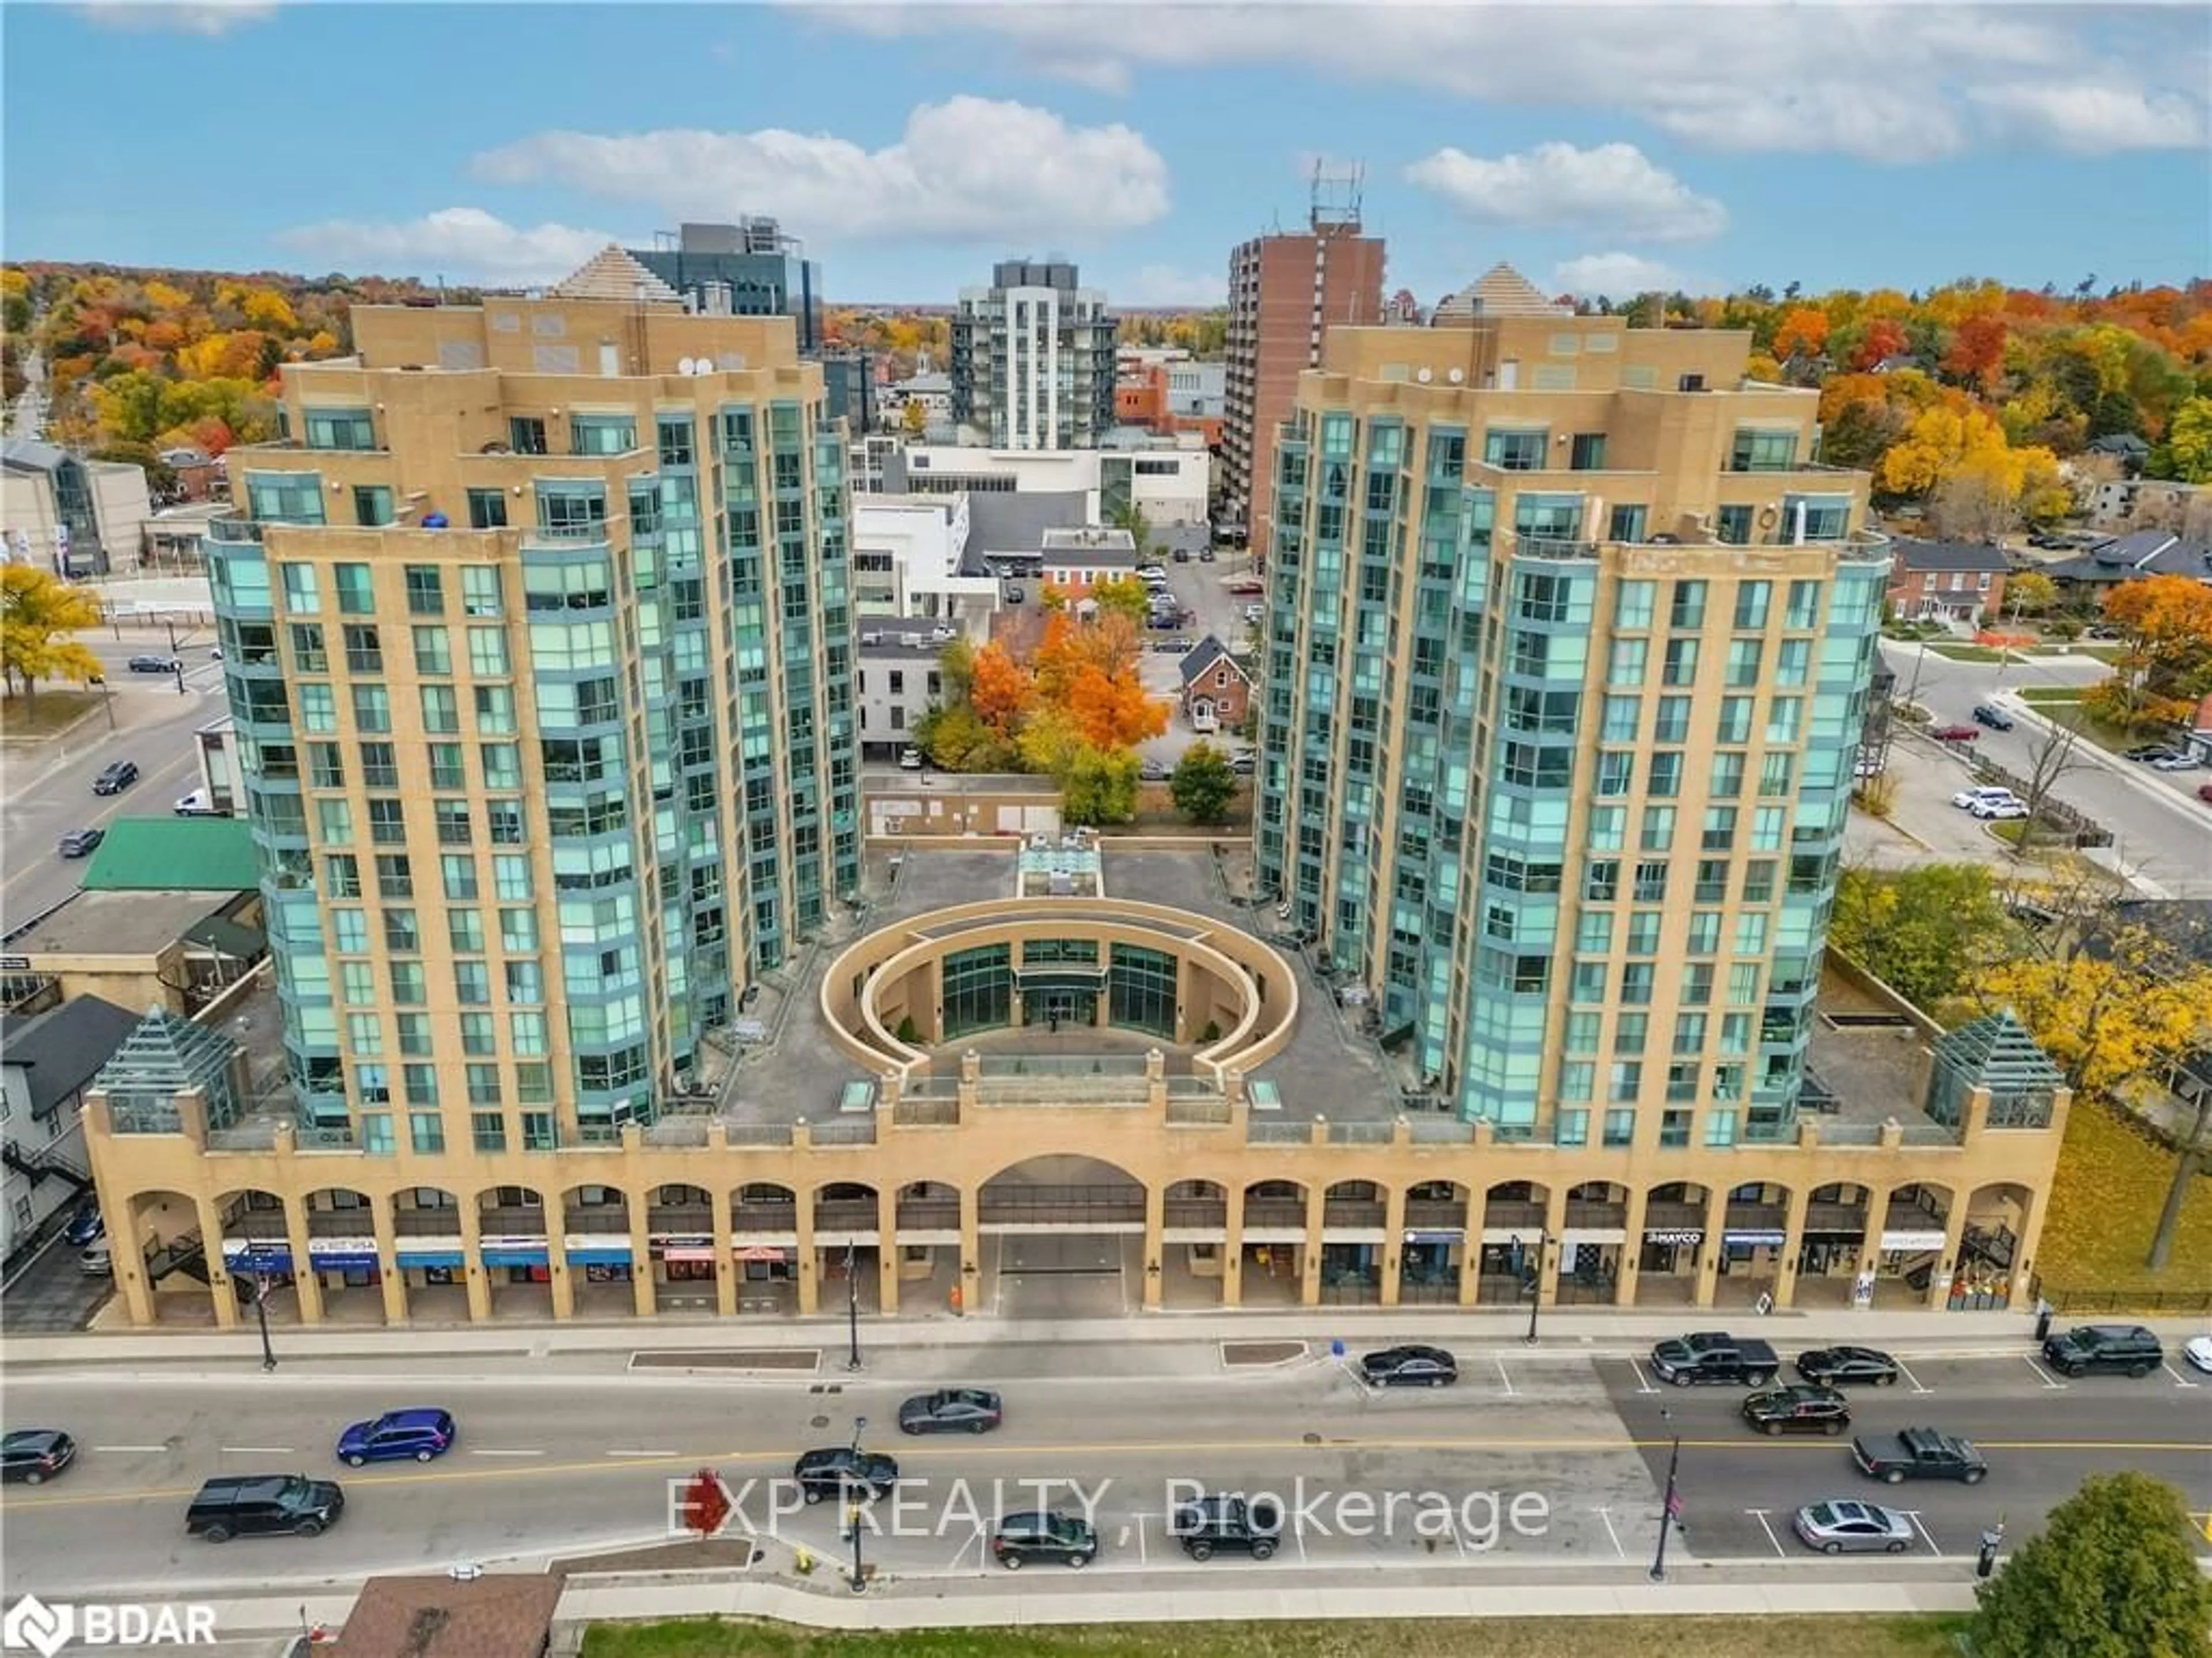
<box><xmin>1134</xmin><ymin>1513</ymin><xmax>1147</xmax><ymax>1568</ymax></box>
<box><xmin>1626</xmin><ymin>1357</ymin><xmax>1658</xmax><ymax>1394</ymax></box>
<box><xmin>604</xmin><ymin>1449</ymin><xmax>677</xmax><ymax>1458</ymax></box>
<box><xmin>2162</xmin><ymin>1363</ymin><xmax>2199</xmax><ymax>1390</ymax></box>
<box><xmin>219</xmin><ymin>1446</ymin><xmax>294</xmax><ymax>1455</ymax></box>
<box><xmin>1494</xmin><ymin>1358</ymin><xmax>1516</xmax><ymax>1397</ymax></box>
<box><xmin>13</xmin><ymin>1434</ymin><xmax>2205</xmax><ymax>1513</ymax></box>
<box><xmin>1746</xmin><ymin>1508</ymin><xmax>1786</xmax><ymax>1558</ymax></box>
<box><xmin>90</xmin><ymin>1446</ymin><xmax>166</xmax><ymax>1455</ymax></box>
<box><xmin>1594</xmin><ymin>1506</ymin><xmax>1627</xmax><ymax>1560</ymax></box>
<box><xmin>1892</xmin><ymin>1358</ymin><xmax>1933</xmax><ymax>1395</ymax></box>
<box><xmin>2022</xmin><ymin>1356</ymin><xmax>2068</xmax><ymax>1390</ymax></box>
<box><xmin>1903</xmin><ymin>1509</ymin><xmax>1944</xmax><ymax>1558</ymax></box>
<box><xmin>468</xmin><ymin>1449</ymin><xmax>544</xmax><ymax>1458</ymax></box>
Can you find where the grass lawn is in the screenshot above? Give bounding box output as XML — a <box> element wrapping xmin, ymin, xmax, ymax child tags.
<box><xmin>1923</xmin><ymin>643</ymin><xmax>2003</xmax><ymax>662</ymax></box>
<box><xmin>0</xmin><ymin>688</ymin><xmax>106</xmax><ymax>739</ymax></box>
<box><xmin>2037</xmin><ymin>1098</ymin><xmax>2212</xmax><ymax>1302</ymax></box>
<box><xmin>581</xmin><ymin>1615</ymin><xmax>1972</xmax><ymax>1658</ymax></box>
<box><xmin>2006</xmin><ymin>687</ymin><xmax>2139</xmax><ymax>757</ymax></box>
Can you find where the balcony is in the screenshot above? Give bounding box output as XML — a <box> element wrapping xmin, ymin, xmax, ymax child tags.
<box><xmin>394</xmin><ymin>1208</ymin><xmax>463</xmax><ymax>1237</ymax></box>
<box><xmin>1165</xmin><ymin>1196</ymin><xmax>1226</xmax><ymax>1228</ymax></box>
<box><xmin>1802</xmin><ymin>1201</ymin><xmax>1868</xmax><ymax>1234</ymax></box>
<box><xmin>564</xmin><ymin>1204</ymin><xmax>630</xmax><ymax>1234</ymax></box>
<box><xmin>306</xmin><ymin>1209</ymin><xmax>376</xmax><ymax>1238</ymax></box>
<box><xmin>896</xmin><ymin>1195</ymin><xmax>960</xmax><ymax>1231</ymax></box>
<box><xmin>1484</xmin><ymin>1198</ymin><xmax>1546</xmax><ymax>1230</ymax></box>
<box><xmin>477</xmin><ymin>1205</ymin><xmax>549</xmax><ymax>1236</ymax></box>
<box><xmin>731</xmin><ymin>1198</ymin><xmax>798</xmax><ymax>1234</ymax></box>
<box><xmin>206</xmin><ymin>518</ymin><xmax>264</xmax><ymax>545</ymax></box>
<box><xmin>1725</xmin><ymin>1202</ymin><xmax>1787</xmax><ymax>1232</ymax></box>
<box><xmin>1242</xmin><ymin>1197</ymin><xmax>1306</xmax><ymax>1228</ymax></box>
<box><xmin>648</xmin><ymin>1204</ymin><xmax>713</xmax><ymax>1233</ymax></box>
<box><xmin>813</xmin><ymin>1197</ymin><xmax>880</xmax><ymax>1232</ymax></box>
<box><xmin>1566</xmin><ymin>1198</ymin><xmax>1628</xmax><ymax>1228</ymax></box>
<box><xmin>1643</xmin><ymin>1200</ymin><xmax>1706</xmax><ymax>1230</ymax></box>
<box><xmin>979</xmin><ymin>1186</ymin><xmax>1146</xmax><ymax>1226</ymax></box>
<box><xmin>1403</xmin><ymin>1198</ymin><xmax>1467</xmax><ymax>1230</ymax></box>
<box><xmin>1324</xmin><ymin>1197</ymin><xmax>1386</xmax><ymax>1227</ymax></box>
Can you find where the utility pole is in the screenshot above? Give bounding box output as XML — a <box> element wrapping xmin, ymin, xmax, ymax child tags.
<box><xmin>844</xmin><ymin>1238</ymin><xmax>862</xmax><ymax>1372</ymax></box>
<box><xmin>1649</xmin><ymin>1415</ymin><xmax>1681</xmax><ymax>1581</ymax></box>
<box><xmin>252</xmin><ymin>1272</ymin><xmax>277</xmax><ymax>1371</ymax></box>
<box><xmin>1524</xmin><ymin>1228</ymin><xmax>1548</xmax><ymax>1344</ymax></box>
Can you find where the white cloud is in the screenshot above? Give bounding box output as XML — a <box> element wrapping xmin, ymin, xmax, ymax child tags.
<box><xmin>801</xmin><ymin>5</ymin><xmax>2206</xmax><ymax>162</ymax></box>
<box><xmin>75</xmin><ymin>0</ymin><xmax>276</xmax><ymax>34</ymax></box>
<box><xmin>1554</xmin><ymin>252</ymin><xmax>1683</xmax><ymax>298</ymax></box>
<box><xmin>1122</xmin><ymin>264</ymin><xmax>1226</xmax><ymax>307</ymax></box>
<box><xmin>1968</xmin><ymin>82</ymin><xmax>2207</xmax><ymax>153</ymax></box>
<box><xmin>1407</xmin><ymin>142</ymin><xmax>1726</xmax><ymax>242</ymax></box>
<box><xmin>272</xmin><ymin>208</ymin><xmax>617</xmax><ymax>286</ymax></box>
<box><xmin>471</xmin><ymin>97</ymin><xmax>1170</xmax><ymax>242</ymax></box>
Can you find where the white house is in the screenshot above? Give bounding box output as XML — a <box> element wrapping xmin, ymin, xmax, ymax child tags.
<box><xmin>850</xmin><ymin>492</ymin><xmax>999</xmax><ymax>640</ymax></box>
<box><xmin>895</xmin><ymin>443</ymin><xmax>1211</xmax><ymax>528</ymax></box>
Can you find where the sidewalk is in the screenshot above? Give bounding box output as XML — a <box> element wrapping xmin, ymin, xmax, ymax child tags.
<box><xmin>9</xmin><ymin>1302</ymin><xmax>2173</xmax><ymax>1368</ymax></box>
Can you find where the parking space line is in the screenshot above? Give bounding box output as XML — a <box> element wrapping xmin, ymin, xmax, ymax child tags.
<box><xmin>1892</xmin><ymin>1357</ymin><xmax>1933</xmax><ymax>1395</ymax></box>
<box><xmin>1134</xmin><ymin>1512</ymin><xmax>1147</xmax><ymax>1569</ymax></box>
<box><xmin>1903</xmin><ymin>1509</ymin><xmax>1944</xmax><ymax>1558</ymax></box>
<box><xmin>1747</xmin><ymin>1508</ymin><xmax>1786</xmax><ymax>1558</ymax></box>
<box><xmin>2022</xmin><ymin>1356</ymin><xmax>2068</xmax><ymax>1390</ymax></box>
<box><xmin>1495</xmin><ymin>1357</ymin><xmax>1516</xmax><ymax>1397</ymax></box>
<box><xmin>1292</xmin><ymin>1515</ymin><xmax>1308</xmax><ymax>1564</ymax></box>
<box><xmin>91</xmin><ymin>1445</ymin><xmax>166</xmax><ymax>1455</ymax></box>
<box><xmin>1594</xmin><ymin>1505</ymin><xmax>1627</xmax><ymax>1561</ymax></box>
<box><xmin>1626</xmin><ymin>1357</ymin><xmax>1659</xmax><ymax>1395</ymax></box>
<box><xmin>2162</xmin><ymin>1363</ymin><xmax>2199</xmax><ymax>1390</ymax></box>
<box><xmin>946</xmin><ymin>1524</ymin><xmax>984</xmax><ymax>1572</ymax></box>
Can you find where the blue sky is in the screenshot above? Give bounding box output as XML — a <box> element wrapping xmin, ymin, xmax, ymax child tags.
<box><xmin>6</xmin><ymin>1</ymin><xmax>2207</xmax><ymax>308</ymax></box>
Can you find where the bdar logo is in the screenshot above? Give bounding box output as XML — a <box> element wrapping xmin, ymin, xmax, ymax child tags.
<box><xmin>2</xmin><ymin>1595</ymin><xmax>73</xmax><ymax>1658</ymax></box>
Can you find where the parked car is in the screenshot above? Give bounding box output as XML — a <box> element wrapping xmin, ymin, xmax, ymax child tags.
<box><xmin>1793</xmin><ymin>1498</ymin><xmax>1914</xmax><ymax>1555</ymax></box>
<box><xmin>1851</xmin><ymin>1426</ymin><xmax>1986</xmax><ymax>1485</ymax></box>
<box><xmin>92</xmin><ymin>760</ymin><xmax>139</xmax><ymax>795</ymax></box>
<box><xmin>1228</xmin><ymin>751</ymin><xmax>1256</xmax><ymax>775</ymax></box>
<box><xmin>791</xmin><ymin>1447</ymin><xmax>899</xmax><ymax>1504</ymax></box>
<box><xmin>898</xmin><ymin>747</ymin><xmax>924</xmax><ymax>771</ymax></box>
<box><xmin>186</xmin><ymin>1474</ymin><xmax>344</xmax><ymax>1542</ymax></box>
<box><xmin>126</xmin><ymin>655</ymin><xmax>180</xmax><ymax>674</ymax></box>
<box><xmin>1971</xmin><ymin>703</ymin><xmax>2014</xmax><ymax>731</ymax></box>
<box><xmin>2124</xmin><ymin>745</ymin><xmax>2181</xmax><ymax>763</ymax></box>
<box><xmin>1359</xmin><ymin>1345</ymin><xmax>1458</xmax><ymax>1387</ymax></box>
<box><xmin>78</xmin><ymin>1243</ymin><xmax>112</xmax><ymax>1276</ymax></box>
<box><xmin>2041</xmin><ymin>1323</ymin><xmax>2163</xmax><ymax>1378</ymax></box>
<box><xmin>1199</xmin><ymin>547</ymin><xmax>1216</xmax><ymax>562</ymax></box>
<box><xmin>1929</xmin><ymin>724</ymin><xmax>1980</xmax><ymax>742</ymax></box>
<box><xmin>1172</xmin><ymin>1493</ymin><xmax>1283</xmax><ymax>1561</ymax></box>
<box><xmin>1795</xmin><ymin>1346</ymin><xmax>1900</xmax><ymax>1388</ymax></box>
<box><xmin>2151</xmin><ymin>753</ymin><xmax>2202</xmax><ymax>771</ymax></box>
<box><xmin>1003</xmin><ymin>586</ymin><xmax>1025</xmax><ymax>604</ymax></box>
<box><xmin>2197</xmin><ymin>783</ymin><xmax>2212</xmax><ymax>806</ymax></box>
<box><xmin>1952</xmin><ymin>786</ymin><xmax>2015</xmax><ymax>810</ymax></box>
<box><xmin>1</xmin><ymin>1430</ymin><xmax>77</xmax><ymax>1486</ymax></box>
<box><xmin>58</xmin><ymin>828</ymin><xmax>104</xmax><ymax>859</ymax></box>
<box><xmin>175</xmin><ymin>788</ymin><xmax>219</xmax><ymax>815</ymax></box>
<box><xmin>1743</xmin><ymin>1384</ymin><xmax>1851</xmax><ymax>1436</ymax></box>
<box><xmin>1172</xmin><ymin>548</ymin><xmax>1190</xmax><ymax>562</ymax></box>
<box><xmin>62</xmin><ymin>1201</ymin><xmax>103</xmax><ymax>1247</ymax></box>
<box><xmin>1972</xmin><ymin>796</ymin><xmax>2029</xmax><ymax>820</ymax></box>
<box><xmin>990</xmin><ymin>1509</ymin><xmax>1098</xmax><ymax>1569</ymax></box>
<box><xmin>1140</xmin><ymin>758</ymin><xmax>1169</xmax><ymax>781</ymax></box>
<box><xmin>335</xmin><ymin>1408</ymin><xmax>456</xmax><ymax>1466</ymax></box>
<box><xmin>2184</xmin><ymin>1335</ymin><xmax>2212</xmax><ymax>1375</ymax></box>
<box><xmin>896</xmin><ymin>1388</ymin><xmax>1002</xmax><ymax>1435</ymax></box>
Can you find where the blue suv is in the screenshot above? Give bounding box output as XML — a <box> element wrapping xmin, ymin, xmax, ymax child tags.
<box><xmin>335</xmin><ymin>1408</ymin><xmax>456</xmax><ymax>1467</ymax></box>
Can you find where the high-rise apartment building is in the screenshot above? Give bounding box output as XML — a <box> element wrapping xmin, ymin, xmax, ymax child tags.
<box><xmin>1222</xmin><ymin>196</ymin><xmax>1385</xmax><ymax>551</ymax></box>
<box><xmin>950</xmin><ymin>259</ymin><xmax>1117</xmax><ymax>450</ymax></box>
<box><xmin>1257</xmin><ymin>301</ymin><xmax>1889</xmax><ymax>1149</ymax></box>
<box><xmin>203</xmin><ymin>249</ymin><xmax>859</xmax><ymax>1140</ymax></box>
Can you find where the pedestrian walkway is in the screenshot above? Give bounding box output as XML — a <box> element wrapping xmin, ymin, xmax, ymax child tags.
<box><xmin>11</xmin><ymin>1300</ymin><xmax>2190</xmax><ymax>1368</ymax></box>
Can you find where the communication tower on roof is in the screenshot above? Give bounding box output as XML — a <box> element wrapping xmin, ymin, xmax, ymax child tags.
<box><xmin>1310</xmin><ymin>161</ymin><xmax>1365</xmax><ymax>236</ymax></box>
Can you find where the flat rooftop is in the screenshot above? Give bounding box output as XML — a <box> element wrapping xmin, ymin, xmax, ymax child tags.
<box><xmin>8</xmin><ymin>889</ymin><xmax>234</xmax><ymax>959</ymax></box>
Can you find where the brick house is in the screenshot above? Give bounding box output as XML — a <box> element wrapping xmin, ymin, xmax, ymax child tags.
<box><xmin>1179</xmin><ymin>635</ymin><xmax>1253</xmax><ymax>734</ymax></box>
<box><xmin>1885</xmin><ymin>538</ymin><xmax>2011</xmax><ymax>627</ymax></box>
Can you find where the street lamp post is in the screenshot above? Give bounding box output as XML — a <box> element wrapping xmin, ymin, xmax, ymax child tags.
<box><xmin>844</xmin><ymin>1238</ymin><xmax>862</xmax><ymax>1372</ymax></box>
<box><xmin>1649</xmin><ymin>1413</ymin><xmax>1681</xmax><ymax>1581</ymax></box>
<box><xmin>844</xmin><ymin>1413</ymin><xmax>869</xmax><ymax>1592</ymax></box>
<box><xmin>1525</xmin><ymin>1229</ymin><xmax>1549</xmax><ymax>1345</ymax></box>
<box><xmin>252</xmin><ymin>1272</ymin><xmax>277</xmax><ymax>1372</ymax></box>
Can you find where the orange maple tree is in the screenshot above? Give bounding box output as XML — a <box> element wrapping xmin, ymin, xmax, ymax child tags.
<box><xmin>967</xmin><ymin>642</ymin><xmax>1034</xmax><ymax>737</ymax></box>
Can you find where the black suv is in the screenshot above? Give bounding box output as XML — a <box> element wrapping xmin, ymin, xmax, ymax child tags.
<box><xmin>127</xmin><ymin>654</ymin><xmax>181</xmax><ymax>674</ymax></box>
<box><xmin>185</xmin><ymin>1474</ymin><xmax>343</xmax><ymax>1542</ymax></box>
<box><xmin>1742</xmin><ymin>1384</ymin><xmax>1851</xmax><ymax>1436</ymax></box>
<box><xmin>2042</xmin><ymin>1324</ymin><xmax>2164</xmax><ymax>1378</ymax></box>
<box><xmin>92</xmin><ymin>760</ymin><xmax>139</xmax><ymax>795</ymax></box>
<box><xmin>791</xmin><ymin>1447</ymin><xmax>899</xmax><ymax>1504</ymax></box>
<box><xmin>1172</xmin><ymin>1493</ymin><xmax>1283</xmax><ymax>1561</ymax></box>
<box><xmin>990</xmin><ymin>1509</ymin><xmax>1097</xmax><ymax>1569</ymax></box>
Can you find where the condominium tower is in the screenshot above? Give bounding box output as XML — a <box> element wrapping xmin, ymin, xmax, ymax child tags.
<box><xmin>1257</xmin><ymin>301</ymin><xmax>1888</xmax><ymax>1150</ymax></box>
<box><xmin>1223</xmin><ymin>202</ymin><xmax>1385</xmax><ymax>552</ymax></box>
<box><xmin>204</xmin><ymin>249</ymin><xmax>859</xmax><ymax>1143</ymax></box>
<box><xmin>950</xmin><ymin>259</ymin><xmax>1118</xmax><ymax>450</ymax></box>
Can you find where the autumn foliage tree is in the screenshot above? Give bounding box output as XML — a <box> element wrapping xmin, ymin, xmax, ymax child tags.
<box><xmin>2082</xmin><ymin>574</ymin><xmax>2212</xmax><ymax>731</ymax></box>
<box><xmin>0</xmin><ymin>566</ymin><xmax>104</xmax><ymax>707</ymax></box>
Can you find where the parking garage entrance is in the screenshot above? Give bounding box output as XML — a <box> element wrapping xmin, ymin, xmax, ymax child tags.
<box><xmin>979</xmin><ymin>1154</ymin><xmax>1145</xmax><ymax>1318</ymax></box>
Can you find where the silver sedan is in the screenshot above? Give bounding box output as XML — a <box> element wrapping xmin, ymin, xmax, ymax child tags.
<box><xmin>1794</xmin><ymin>1498</ymin><xmax>1914</xmax><ymax>1554</ymax></box>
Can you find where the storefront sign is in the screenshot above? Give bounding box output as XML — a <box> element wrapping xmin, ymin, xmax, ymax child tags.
<box><xmin>1559</xmin><ymin>1228</ymin><xmax>1627</xmax><ymax>1249</ymax></box>
<box><xmin>306</xmin><ymin>1238</ymin><xmax>381</xmax><ymax>1271</ymax></box>
<box><xmin>394</xmin><ymin>1247</ymin><xmax>465</xmax><ymax>1269</ymax></box>
<box><xmin>1880</xmin><ymin>1229</ymin><xmax>1946</xmax><ymax>1253</ymax></box>
<box><xmin>734</xmin><ymin>1244</ymin><xmax>796</xmax><ymax>1264</ymax></box>
<box><xmin>1644</xmin><ymin>1228</ymin><xmax>1703</xmax><ymax>1246</ymax></box>
<box><xmin>479</xmin><ymin>1234</ymin><xmax>550</xmax><ymax>1268</ymax></box>
<box><xmin>222</xmin><ymin>1240</ymin><xmax>290</xmax><ymax>1274</ymax></box>
<box><xmin>661</xmin><ymin>1245</ymin><xmax>717</xmax><ymax>1264</ymax></box>
<box><xmin>563</xmin><ymin>1235</ymin><xmax>632</xmax><ymax>1267</ymax></box>
<box><xmin>1723</xmin><ymin>1230</ymin><xmax>1787</xmax><ymax>1248</ymax></box>
<box><xmin>652</xmin><ymin>1234</ymin><xmax>715</xmax><ymax>1255</ymax></box>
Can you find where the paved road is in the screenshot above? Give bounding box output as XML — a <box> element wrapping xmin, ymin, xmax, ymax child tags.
<box><xmin>1</xmin><ymin>637</ymin><xmax>226</xmax><ymax>927</ymax></box>
<box><xmin>4</xmin><ymin>1335</ymin><xmax>2203</xmax><ymax>1600</ymax></box>
<box><xmin>1880</xmin><ymin>641</ymin><xmax>2212</xmax><ymax>895</ymax></box>
<box><xmin>1137</xmin><ymin>552</ymin><xmax>1262</xmax><ymax>771</ymax></box>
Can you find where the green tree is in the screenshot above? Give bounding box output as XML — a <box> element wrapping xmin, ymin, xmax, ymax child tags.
<box><xmin>1109</xmin><ymin>501</ymin><xmax>1154</xmax><ymax>558</ymax></box>
<box><xmin>2162</xmin><ymin>394</ymin><xmax>2212</xmax><ymax>484</ymax></box>
<box><xmin>1971</xmin><ymin>1472</ymin><xmax>2212</xmax><ymax>1658</ymax></box>
<box><xmin>1825</xmin><ymin>864</ymin><xmax>2012</xmax><ymax>1008</ymax></box>
<box><xmin>2006</xmin><ymin>570</ymin><xmax>2057</xmax><ymax>620</ymax></box>
<box><xmin>1060</xmin><ymin>743</ymin><xmax>1139</xmax><ymax>826</ymax></box>
<box><xmin>0</xmin><ymin>565</ymin><xmax>105</xmax><ymax>707</ymax></box>
<box><xmin>1088</xmin><ymin>574</ymin><xmax>1152</xmax><ymax>625</ymax></box>
<box><xmin>1169</xmin><ymin>742</ymin><xmax>1236</xmax><ymax>825</ymax></box>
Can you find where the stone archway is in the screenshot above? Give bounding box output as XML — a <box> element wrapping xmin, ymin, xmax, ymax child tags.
<box><xmin>979</xmin><ymin>1155</ymin><xmax>1147</xmax><ymax>1317</ymax></box>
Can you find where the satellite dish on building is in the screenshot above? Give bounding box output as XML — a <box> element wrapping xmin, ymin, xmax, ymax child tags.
<box><xmin>1415</xmin><ymin>367</ymin><xmax>1433</xmax><ymax>384</ymax></box>
<box><xmin>677</xmin><ymin>357</ymin><xmax>699</xmax><ymax>377</ymax></box>
<box><xmin>1448</xmin><ymin>367</ymin><xmax>1465</xmax><ymax>384</ymax></box>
